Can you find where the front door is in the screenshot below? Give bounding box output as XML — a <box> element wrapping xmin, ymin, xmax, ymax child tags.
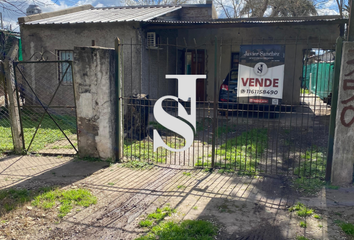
<box><xmin>185</xmin><ymin>50</ymin><xmax>206</xmax><ymax>101</ymax></box>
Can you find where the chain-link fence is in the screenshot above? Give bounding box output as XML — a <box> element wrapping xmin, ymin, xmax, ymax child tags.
<box><xmin>13</xmin><ymin>61</ymin><xmax>77</xmax><ymax>155</ymax></box>
<box><xmin>0</xmin><ymin>63</ymin><xmax>13</xmax><ymax>155</ymax></box>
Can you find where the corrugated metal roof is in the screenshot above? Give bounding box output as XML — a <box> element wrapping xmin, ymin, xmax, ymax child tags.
<box><xmin>26</xmin><ymin>6</ymin><xmax>182</xmax><ymax>25</ymax></box>
<box><xmin>146</xmin><ymin>16</ymin><xmax>345</xmax><ymax>24</ymax></box>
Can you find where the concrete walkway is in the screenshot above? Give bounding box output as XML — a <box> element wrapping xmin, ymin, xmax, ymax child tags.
<box><xmin>0</xmin><ymin>155</ymin><xmax>353</xmax><ymax>239</ymax></box>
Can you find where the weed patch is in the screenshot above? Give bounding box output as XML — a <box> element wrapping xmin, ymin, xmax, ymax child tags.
<box><xmin>338</xmin><ymin>222</ymin><xmax>354</xmax><ymax>237</ymax></box>
<box><xmin>296</xmin><ymin>236</ymin><xmax>309</xmax><ymax>240</ymax></box>
<box><xmin>289</xmin><ymin>202</ymin><xmax>314</xmax><ymax>218</ymax></box>
<box><xmin>0</xmin><ymin>189</ymin><xmax>31</xmax><ymax>215</ymax></box>
<box><xmin>31</xmin><ymin>188</ymin><xmax>96</xmax><ymax>218</ymax></box>
<box><xmin>0</xmin><ymin>114</ymin><xmax>76</xmax><ymax>153</ymax></box>
<box><xmin>299</xmin><ymin>221</ymin><xmax>307</xmax><ymax>228</ymax></box>
<box><xmin>121</xmin><ymin>160</ymin><xmax>154</xmax><ymax>170</ymax></box>
<box><xmin>195</xmin><ymin>129</ymin><xmax>268</xmax><ymax>174</ymax></box>
<box><xmin>137</xmin><ymin>220</ymin><xmax>217</xmax><ymax>240</ymax></box>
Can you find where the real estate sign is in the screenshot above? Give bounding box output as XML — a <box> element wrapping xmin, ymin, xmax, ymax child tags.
<box><xmin>237</xmin><ymin>45</ymin><xmax>285</xmax><ymax>104</ymax></box>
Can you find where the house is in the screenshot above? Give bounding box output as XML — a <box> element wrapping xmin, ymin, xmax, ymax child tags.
<box><xmin>18</xmin><ymin>3</ymin><xmax>346</xmax><ymax>106</ymax></box>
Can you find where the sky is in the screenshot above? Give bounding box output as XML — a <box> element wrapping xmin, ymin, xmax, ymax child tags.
<box><xmin>2</xmin><ymin>0</ymin><xmax>343</xmax><ymax>32</ymax></box>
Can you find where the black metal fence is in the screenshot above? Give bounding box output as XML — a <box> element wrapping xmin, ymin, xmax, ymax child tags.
<box><xmin>120</xmin><ymin>36</ymin><xmax>336</xmax><ymax>179</ymax></box>
<box><xmin>12</xmin><ymin>60</ymin><xmax>78</xmax><ymax>155</ymax></box>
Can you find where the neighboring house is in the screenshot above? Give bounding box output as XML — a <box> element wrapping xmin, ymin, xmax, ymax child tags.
<box><xmin>18</xmin><ymin>3</ymin><xmax>346</xmax><ymax>105</ymax></box>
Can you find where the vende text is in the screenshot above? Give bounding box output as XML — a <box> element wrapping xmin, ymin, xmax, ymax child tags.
<box><xmin>241</xmin><ymin>78</ymin><xmax>279</xmax><ymax>87</ymax></box>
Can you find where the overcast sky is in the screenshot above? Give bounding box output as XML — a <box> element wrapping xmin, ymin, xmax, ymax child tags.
<box><xmin>2</xmin><ymin>0</ymin><xmax>342</xmax><ymax>32</ymax></box>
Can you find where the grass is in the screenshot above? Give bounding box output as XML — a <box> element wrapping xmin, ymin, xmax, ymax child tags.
<box><xmin>31</xmin><ymin>188</ymin><xmax>96</xmax><ymax>218</ymax></box>
<box><xmin>313</xmin><ymin>214</ymin><xmax>321</xmax><ymax>219</ymax></box>
<box><xmin>292</xmin><ymin>178</ymin><xmax>324</xmax><ymax>195</ymax></box>
<box><xmin>300</xmin><ymin>221</ymin><xmax>307</xmax><ymax>228</ymax></box>
<box><xmin>121</xmin><ymin>160</ymin><xmax>154</xmax><ymax>170</ymax></box>
<box><xmin>295</xmin><ymin>147</ymin><xmax>326</xmax><ymax>178</ymax></box>
<box><xmin>292</xmin><ymin>146</ymin><xmax>327</xmax><ymax>195</ymax></box>
<box><xmin>296</xmin><ymin>236</ymin><xmax>309</xmax><ymax>240</ymax></box>
<box><xmin>137</xmin><ymin>205</ymin><xmax>217</xmax><ymax>240</ymax></box>
<box><xmin>216</xmin><ymin>125</ymin><xmax>236</xmax><ymax>137</ymax></box>
<box><xmin>0</xmin><ymin>189</ymin><xmax>31</xmax><ymax>214</ymax></box>
<box><xmin>177</xmin><ymin>185</ymin><xmax>186</xmax><ymax>190</ymax></box>
<box><xmin>289</xmin><ymin>202</ymin><xmax>314</xmax><ymax>218</ymax></box>
<box><xmin>182</xmin><ymin>172</ymin><xmax>191</xmax><ymax>176</ymax></box>
<box><xmin>0</xmin><ymin>113</ymin><xmax>76</xmax><ymax>153</ymax></box>
<box><xmin>338</xmin><ymin>222</ymin><xmax>354</xmax><ymax>237</ymax></box>
<box><xmin>138</xmin><ymin>206</ymin><xmax>176</xmax><ymax>229</ymax></box>
<box><xmin>196</xmin><ymin>129</ymin><xmax>268</xmax><ymax>174</ymax></box>
<box><xmin>108</xmin><ymin>182</ymin><xmax>115</xmax><ymax>186</ymax></box>
<box><xmin>301</xmin><ymin>88</ymin><xmax>310</xmax><ymax>94</ymax></box>
<box><xmin>137</xmin><ymin>220</ymin><xmax>217</xmax><ymax>240</ymax></box>
<box><xmin>139</xmin><ymin>220</ymin><xmax>153</xmax><ymax>228</ymax></box>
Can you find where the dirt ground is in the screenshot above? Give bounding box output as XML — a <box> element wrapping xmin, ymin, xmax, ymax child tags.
<box><xmin>0</xmin><ymin>155</ymin><xmax>353</xmax><ymax>240</ymax></box>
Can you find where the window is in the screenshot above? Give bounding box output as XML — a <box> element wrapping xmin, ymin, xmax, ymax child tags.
<box><xmin>58</xmin><ymin>50</ymin><xmax>73</xmax><ymax>84</ymax></box>
<box><xmin>231</xmin><ymin>52</ymin><xmax>239</xmax><ymax>69</ymax></box>
<box><xmin>147</xmin><ymin>32</ymin><xmax>156</xmax><ymax>47</ymax></box>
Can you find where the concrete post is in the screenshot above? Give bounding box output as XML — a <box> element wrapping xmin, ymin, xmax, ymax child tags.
<box><xmin>3</xmin><ymin>41</ymin><xmax>25</xmax><ymax>153</ymax></box>
<box><xmin>115</xmin><ymin>38</ymin><xmax>124</xmax><ymax>162</ymax></box>
<box><xmin>332</xmin><ymin>41</ymin><xmax>354</xmax><ymax>185</ymax></box>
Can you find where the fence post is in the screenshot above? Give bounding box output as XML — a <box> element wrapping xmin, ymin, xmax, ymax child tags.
<box><xmin>3</xmin><ymin>41</ymin><xmax>24</xmax><ymax>154</ymax></box>
<box><xmin>211</xmin><ymin>36</ymin><xmax>217</xmax><ymax>168</ymax></box>
<box><xmin>115</xmin><ymin>38</ymin><xmax>124</xmax><ymax>162</ymax></box>
<box><xmin>348</xmin><ymin>0</ymin><xmax>354</xmax><ymax>41</ymax></box>
<box><xmin>326</xmin><ymin>37</ymin><xmax>343</xmax><ymax>182</ymax></box>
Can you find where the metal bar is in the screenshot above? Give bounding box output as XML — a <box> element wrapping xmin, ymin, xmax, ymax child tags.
<box><xmin>326</xmin><ymin>37</ymin><xmax>343</xmax><ymax>182</ymax></box>
<box><xmin>17</xmin><ymin>60</ymin><xmax>72</xmax><ymax>64</ymax></box>
<box><xmin>348</xmin><ymin>0</ymin><xmax>354</xmax><ymax>41</ymax></box>
<box><xmin>23</xmin><ymin>105</ymin><xmax>76</xmax><ymax>108</ymax></box>
<box><xmin>70</xmin><ymin>61</ymin><xmax>79</xmax><ymax>153</ymax></box>
<box><xmin>16</xmin><ymin>63</ymin><xmax>75</xmax><ymax>152</ymax></box>
<box><xmin>211</xmin><ymin>36</ymin><xmax>218</xmax><ymax>168</ymax></box>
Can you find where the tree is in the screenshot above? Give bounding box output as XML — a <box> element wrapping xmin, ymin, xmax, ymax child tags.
<box><xmin>214</xmin><ymin>0</ymin><xmax>244</xmax><ymax>18</ymax></box>
<box><xmin>125</xmin><ymin>0</ymin><xmax>190</xmax><ymax>5</ymax></box>
<box><xmin>269</xmin><ymin>0</ymin><xmax>317</xmax><ymax>17</ymax></box>
<box><xmin>335</xmin><ymin>0</ymin><xmax>350</xmax><ymax>18</ymax></box>
<box><xmin>240</xmin><ymin>0</ymin><xmax>269</xmax><ymax>17</ymax></box>
<box><xmin>239</xmin><ymin>0</ymin><xmax>317</xmax><ymax>17</ymax></box>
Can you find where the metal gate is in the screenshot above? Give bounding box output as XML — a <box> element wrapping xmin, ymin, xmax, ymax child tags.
<box><xmin>120</xmin><ymin>36</ymin><xmax>337</xmax><ymax>180</ymax></box>
<box><xmin>13</xmin><ymin>60</ymin><xmax>78</xmax><ymax>155</ymax></box>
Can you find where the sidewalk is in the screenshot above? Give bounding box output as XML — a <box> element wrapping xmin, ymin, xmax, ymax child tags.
<box><xmin>0</xmin><ymin>155</ymin><xmax>353</xmax><ymax>239</ymax></box>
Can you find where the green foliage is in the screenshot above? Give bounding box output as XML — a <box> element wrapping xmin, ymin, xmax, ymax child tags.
<box><xmin>139</xmin><ymin>220</ymin><xmax>153</xmax><ymax>228</ymax></box>
<box><xmin>0</xmin><ymin>113</ymin><xmax>77</xmax><ymax>153</ymax></box>
<box><xmin>313</xmin><ymin>214</ymin><xmax>321</xmax><ymax>219</ymax></box>
<box><xmin>108</xmin><ymin>182</ymin><xmax>115</xmax><ymax>186</ymax></box>
<box><xmin>292</xmin><ymin>177</ymin><xmax>325</xmax><ymax>195</ymax></box>
<box><xmin>124</xmin><ymin>141</ymin><xmax>166</xmax><ymax>163</ymax></box>
<box><xmin>301</xmin><ymin>88</ymin><xmax>310</xmax><ymax>94</ymax></box>
<box><xmin>300</xmin><ymin>221</ymin><xmax>307</xmax><ymax>228</ymax></box>
<box><xmin>296</xmin><ymin>236</ymin><xmax>309</xmax><ymax>240</ymax></box>
<box><xmin>216</xmin><ymin>125</ymin><xmax>236</xmax><ymax>137</ymax></box>
<box><xmin>0</xmin><ymin>188</ymin><xmax>30</xmax><ymax>213</ymax></box>
<box><xmin>136</xmin><ymin>220</ymin><xmax>217</xmax><ymax>240</ymax></box>
<box><xmin>325</xmin><ymin>184</ymin><xmax>340</xmax><ymax>190</ymax></box>
<box><xmin>289</xmin><ymin>202</ymin><xmax>314</xmax><ymax>217</ymax></box>
<box><xmin>295</xmin><ymin>147</ymin><xmax>325</xmax><ymax>178</ymax></box>
<box><xmin>182</xmin><ymin>172</ymin><xmax>191</xmax><ymax>176</ymax></box>
<box><xmin>339</xmin><ymin>222</ymin><xmax>354</xmax><ymax>236</ymax></box>
<box><xmin>32</xmin><ymin>188</ymin><xmax>96</xmax><ymax>218</ymax></box>
<box><xmin>196</xmin><ymin>129</ymin><xmax>268</xmax><ymax>174</ymax></box>
<box><xmin>121</xmin><ymin>160</ymin><xmax>154</xmax><ymax>170</ymax></box>
<box><xmin>177</xmin><ymin>185</ymin><xmax>186</xmax><ymax>190</ymax></box>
